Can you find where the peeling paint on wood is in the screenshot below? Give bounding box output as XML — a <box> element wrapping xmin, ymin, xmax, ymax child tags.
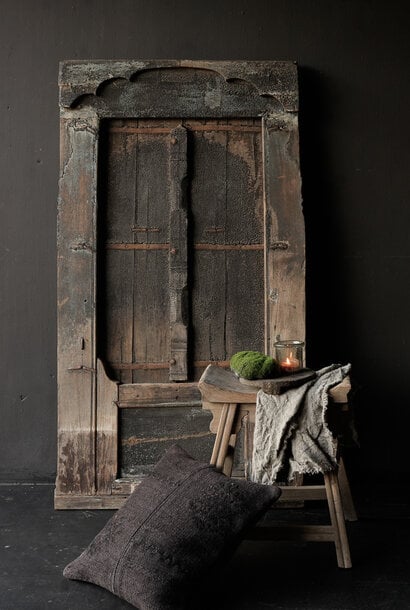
<box><xmin>59</xmin><ymin>60</ymin><xmax>298</xmax><ymax>112</ymax></box>
<box><xmin>168</xmin><ymin>126</ymin><xmax>189</xmax><ymax>381</ymax></box>
<box><xmin>119</xmin><ymin>406</ymin><xmax>214</xmax><ymax>476</ymax></box>
<box><xmin>56</xmin><ymin>60</ymin><xmax>303</xmax><ymax>507</ymax></box>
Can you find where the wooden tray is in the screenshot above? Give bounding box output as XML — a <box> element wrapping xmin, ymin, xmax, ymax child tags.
<box><xmin>239</xmin><ymin>368</ymin><xmax>317</xmax><ymax>394</ymax></box>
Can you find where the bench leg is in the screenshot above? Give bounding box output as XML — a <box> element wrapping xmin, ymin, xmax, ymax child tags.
<box><xmin>324</xmin><ymin>471</ymin><xmax>352</xmax><ymax>568</ymax></box>
<box><xmin>210</xmin><ymin>403</ymin><xmax>238</xmax><ymax>472</ymax></box>
<box><xmin>338</xmin><ymin>456</ymin><xmax>358</xmax><ymax>521</ymax></box>
<box><xmin>222</xmin><ymin>434</ymin><xmax>237</xmax><ymax>477</ymax></box>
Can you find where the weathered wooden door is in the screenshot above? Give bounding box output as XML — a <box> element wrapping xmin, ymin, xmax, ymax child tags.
<box><xmin>99</xmin><ymin>117</ymin><xmax>266</xmax><ymax>478</ymax></box>
<box><xmin>100</xmin><ymin>118</ymin><xmax>266</xmax><ymax>382</ymax></box>
<box><xmin>56</xmin><ymin>61</ymin><xmax>304</xmax><ymax>508</ymax></box>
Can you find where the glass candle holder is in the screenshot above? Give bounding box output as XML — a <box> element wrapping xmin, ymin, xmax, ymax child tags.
<box><xmin>274</xmin><ymin>340</ymin><xmax>305</xmax><ymax>374</ymax></box>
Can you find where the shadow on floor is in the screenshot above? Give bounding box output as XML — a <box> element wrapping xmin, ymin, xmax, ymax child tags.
<box><xmin>0</xmin><ymin>484</ymin><xmax>409</xmax><ymax>609</ymax></box>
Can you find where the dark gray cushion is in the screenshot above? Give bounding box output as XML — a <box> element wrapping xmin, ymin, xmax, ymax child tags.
<box><xmin>63</xmin><ymin>444</ymin><xmax>281</xmax><ymax>609</ymax></box>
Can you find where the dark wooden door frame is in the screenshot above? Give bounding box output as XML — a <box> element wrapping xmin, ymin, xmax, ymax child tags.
<box><xmin>56</xmin><ymin>60</ymin><xmax>304</xmax><ymax>508</ymax></box>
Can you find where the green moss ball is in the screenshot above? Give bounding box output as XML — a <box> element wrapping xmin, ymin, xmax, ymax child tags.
<box><xmin>230</xmin><ymin>350</ymin><xmax>281</xmax><ymax>380</ymax></box>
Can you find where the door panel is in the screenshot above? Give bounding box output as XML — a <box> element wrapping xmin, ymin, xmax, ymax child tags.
<box><xmin>56</xmin><ymin>60</ymin><xmax>303</xmax><ymax>507</ymax></box>
<box><xmin>99</xmin><ymin>120</ymin><xmax>171</xmax><ymax>384</ymax></box>
<box><xmin>99</xmin><ymin>118</ymin><xmax>264</xmax><ymax>383</ymax></box>
<box><xmin>98</xmin><ymin>118</ymin><xmax>264</xmax><ymax>475</ymax></box>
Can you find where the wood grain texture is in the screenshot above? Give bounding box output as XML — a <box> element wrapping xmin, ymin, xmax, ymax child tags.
<box><xmin>169</xmin><ymin>126</ymin><xmax>188</xmax><ymax>380</ymax></box>
<box><xmin>96</xmin><ymin>359</ymin><xmax>119</xmax><ymax>494</ymax></box>
<box><xmin>131</xmin><ymin>124</ymin><xmax>170</xmax><ymax>383</ymax></box>
<box><xmin>99</xmin><ymin>125</ymin><xmax>135</xmax><ymax>383</ymax></box>
<box><xmin>54</xmin><ymin>493</ymin><xmax>127</xmax><ymax>510</ymax></box>
<box><xmin>190</xmin><ymin>120</ymin><xmax>265</xmax><ymax>379</ymax></box>
<box><xmin>199</xmin><ymin>365</ymin><xmax>354</xmax><ymax>567</ymax></box>
<box><xmin>100</xmin><ymin>121</ymin><xmax>171</xmax><ymax>384</ymax></box>
<box><xmin>57</xmin><ymin>61</ymin><xmax>303</xmax><ymax>506</ymax></box>
<box><xmin>263</xmin><ymin>114</ymin><xmax>305</xmax><ymax>353</ymax></box>
<box><xmin>118</xmin><ymin>382</ymin><xmax>200</xmax><ymax>406</ymax></box>
<box><xmin>101</xmin><ymin>118</ymin><xmax>267</xmax><ymax>385</ymax></box>
<box><xmin>119</xmin><ymin>405</ymin><xmax>213</xmax><ymax>477</ymax></box>
<box><xmin>59</xmin><ymin>60</ymin><xmax>298</xmax><ymax>112</ymax></box>
<box><xmin>56</xmin><ymin>114</ymin><xmax>99</xmax><ymax>496</ymax></box>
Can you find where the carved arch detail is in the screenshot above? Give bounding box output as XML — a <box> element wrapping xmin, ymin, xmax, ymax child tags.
<box><xmin>59</xmin><ymin>60</ymin><xmax>298</xmax><ymax>113</ymax></box>
<box><xmin>56</xmin><ymin>59</ymin><xmax>303</xmax><ymax>508</ymax></box>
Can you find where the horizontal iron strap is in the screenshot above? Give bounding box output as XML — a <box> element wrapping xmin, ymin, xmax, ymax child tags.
<box><xmin>196</xmin><ymin>244</ymin><xmax>263</xmax><ymax>251</ymax></box>
<box><xmin>111</xmin><ymin>360</ymin><xmax>230</xmax><ymax>370</ymax></box>
<box><xmin>109</xmin><ymin>125</ymin><xmax>260</xmax><ymax>134</ymax></box>
<box><xmin>131</xmin><ymin>226</ymin><xmax>160</xmax><ymax>233</ymax></box>
<box><xmin>106</xmin><ymin>243</ymin><xmax>169</xmax><ymax>250</ymax></box>
<box><xmin>106</xmin><ymin>243</ymin><xmax>264</xmax><ymax>251</ymax></box>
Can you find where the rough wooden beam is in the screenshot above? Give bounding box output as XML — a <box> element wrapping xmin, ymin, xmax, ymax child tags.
<box><xmin>59</xmin><ymin>60</ymin><xmax>298</xmax><ymax>111</ymax></box>
<box><xmin>263</xmin><ymin>113</ymin><xmax>305</xmax><ymax>352</ymax></box>
<box><xmin>56</xmin><ymin>114</ymin><xmax>99</xmax><ymax>498</ymax></box>
<box><xmin>96</xmin><ymin>359</ymin><xmax>119</xmax><ymax>494</ymax></box>
<box><xmin>169</xmin><ymin>126</ymin><xmax>189</xmax><ymax>381</ymax></box>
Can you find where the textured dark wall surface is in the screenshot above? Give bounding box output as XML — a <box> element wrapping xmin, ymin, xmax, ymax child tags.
<box><xmin>0</xmin><ymin>0</ymin><xmax>409</xmax><ymax>484</ymax></box>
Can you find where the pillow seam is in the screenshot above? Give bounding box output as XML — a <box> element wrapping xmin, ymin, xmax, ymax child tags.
<box><xmin>111</xmin><ymin>463</ymin><xmax>212</xmax><ymax>595</ymax></box>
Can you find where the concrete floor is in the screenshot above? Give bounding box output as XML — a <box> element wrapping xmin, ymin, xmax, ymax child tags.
<box><xmin>1</xmin><ymin>484</ymin><xmax>409</xmax><ymax>609</ymax></box>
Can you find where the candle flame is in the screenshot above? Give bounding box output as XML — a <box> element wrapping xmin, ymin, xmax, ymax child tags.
<box><xmin>281</xmin><ymin>351</ymin><xmax>300</xmax><ymax>370</ymax></box>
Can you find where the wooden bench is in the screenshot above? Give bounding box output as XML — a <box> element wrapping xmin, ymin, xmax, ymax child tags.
<box><xmin>199</xmin><ymin>364</ymin><xmax>357</xmax><ymax>569</ymax></box>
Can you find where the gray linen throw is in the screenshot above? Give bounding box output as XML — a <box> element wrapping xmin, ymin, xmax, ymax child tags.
<box><xmin>250</xmin><ymin>363</ymin><xmax>351</xmax><ymax>484</ymax></box>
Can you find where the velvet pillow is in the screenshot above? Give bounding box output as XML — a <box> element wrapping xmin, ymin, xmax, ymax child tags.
<box><xmin>63</xmin><ymin>444</ymin><xmax>281</xmax><ymax>609</ymax></box>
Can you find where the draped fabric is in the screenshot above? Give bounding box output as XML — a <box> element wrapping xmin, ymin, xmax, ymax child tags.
<box><xmin>251</xmin><ymin>364</ymin><xmax>352</xmax><ymax>484</ymax></box>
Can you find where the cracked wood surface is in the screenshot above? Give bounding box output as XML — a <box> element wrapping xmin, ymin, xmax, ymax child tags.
<box><xmin>56</xmin><ymin>60</ymin><xmax>304</xmax><ymax>506</ymax></box>
<box><xmin>59</xmin><ymin>59</ymin><xmax>298</xmax><ymax>111</ymax></box>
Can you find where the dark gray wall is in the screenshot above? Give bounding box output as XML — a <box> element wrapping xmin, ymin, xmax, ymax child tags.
<box><xmin>1</xmin><ymin>0</ymin><xmax>409</xmax><ymax>486</ymax></box>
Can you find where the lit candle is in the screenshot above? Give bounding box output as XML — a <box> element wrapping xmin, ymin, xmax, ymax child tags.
<box><xmin>275</xmin><ymin>340</ymin><xmax>304</xmax><ymax>375</ymax></box>
<box><xmin>280</xmin><ymin>352</ymin><xmax>300</xmax><ymax>374</ymax></box>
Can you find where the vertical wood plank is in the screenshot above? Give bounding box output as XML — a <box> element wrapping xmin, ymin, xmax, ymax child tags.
<box><xmin>225</xmin><ymin>120</ymin><xmax>264</xmax><ymax>357</ymax></box>
<box><xmin>191</xmin><ymin>121</ymin><xmax>228</xmax><ymax>376</ymax></box>
<box><xmin>101</xmin><ymin>121</ymin><xmax>171</xmax><ymax>384</ymax></box>
<box><xmin>263</xmin><ymin>114</ymin><xmax>305</xmax><ymax>355</ymax></box>
<box><xmin>103</xmin><ymin>251</ymin><xmax>134</xmax><ymax>384</ymax></box>
<box><xmin>101</xmin><ymin>124</ymin><xmax>136</xmax><ymax>383</ymax></box>
<box><xmin>225</xmin><ymin>120</ymin><xmax>263</xmax><ymax>246</ymax></box>
<box><xmin>225</xmin><ymin>250</ymin><xmax>264</xmax><ymax>356</ymax></box>
<box><xmin>96</xmin><ymin>359</ymin><xmax>119</xmax><ymax>494</ymax></box>
<box><xmin>169</xmin><ymin>126</ymin><xmax>188</xmax><ymax>380</ymax></box>
<box><xmin>56</xmin><ymin>62</ymin><xmax>301</xmax><ymax>506</ymax></box>
<box><xmin>133</xmin><ymin>125</ymin><xmax>170</xmax><ymax>383</ymax></box>
<box><xmin>133</xmin><ymin>250</ymin><xmax>170</xmax><ymax>383</ymax></box>
<box><xmin>56</xmin><ymin>112</ymin><xmax>99</xmax><ymax>496</ymax></box>
<box><xmin>190</xmin><ymin>120</ymin><xmax>264</xmax><ymax>375</ymax></box>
